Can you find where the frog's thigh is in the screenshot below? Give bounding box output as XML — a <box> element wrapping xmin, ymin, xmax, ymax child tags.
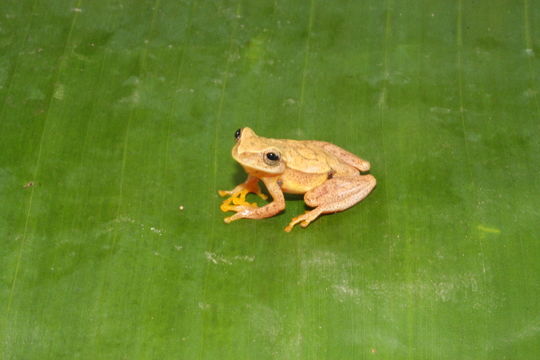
<box><xmin>304</xmin><ymin>174</ymin><xmax>376</xmax><ymax>212</ymax></box>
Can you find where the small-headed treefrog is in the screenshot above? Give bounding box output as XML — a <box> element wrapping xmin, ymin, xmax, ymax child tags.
<box><xmin>218</xmin><ymin>128</ymin><xmax>376</xmax><ymax>232</ymax></box>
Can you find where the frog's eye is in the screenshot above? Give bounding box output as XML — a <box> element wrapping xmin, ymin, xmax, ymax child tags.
<box><xmin>264</xmin><ymin>151</ymin><xmax>281</xmax><ymax>166</ymax></box>
<box><xmin>234</xmin><ymin>128</ymin><xmax>242</xmax><ymax>141</ymax></box>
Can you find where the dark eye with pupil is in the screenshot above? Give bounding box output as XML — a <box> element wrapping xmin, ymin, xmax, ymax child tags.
<box><xmin>234</xmin><ymin>128</ymin><xmax>241</xmax><ymax>140</ymax></box>
<box><xmin>266</xmin><ymin>152</ymin><xmax>279</xmax><ymax>161</ymax></box>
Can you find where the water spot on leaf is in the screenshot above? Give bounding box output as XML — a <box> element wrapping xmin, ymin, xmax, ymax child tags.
<box><xmin>53</xmin><ymin>83</ymin><xmax>64</xmax><ymax>100</ymax></box>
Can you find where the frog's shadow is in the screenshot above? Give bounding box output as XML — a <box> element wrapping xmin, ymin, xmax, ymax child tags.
<box><xmin>232</xmin><ymin>165</ymin><xmax>246</xmax><ymax>184</ymax></box>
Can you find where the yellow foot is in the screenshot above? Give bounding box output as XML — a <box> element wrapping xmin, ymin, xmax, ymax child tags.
<box><xmin>218</xmin><ymin>187</ymin><xmax>268</xmax><ymax>213</ymax></box>
<box><xmin>284</xmin><ymin>211</ymin><xmax>311</xmax><ymax>232</ymax></box>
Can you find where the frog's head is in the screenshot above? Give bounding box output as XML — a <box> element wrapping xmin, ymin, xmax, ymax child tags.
<box><xmin>231</xmin><ymin>127</ymin><xmax>286</xmax><ymax>175</ymax></box>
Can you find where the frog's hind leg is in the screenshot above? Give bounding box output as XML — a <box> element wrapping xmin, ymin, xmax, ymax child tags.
<box><xmin>312</xmin><ymin>141</ymin><xmax>371</xmax><ymax>172</ymax></box>
<box><xmin>284</xmin><ymin>174</ymin><xmax>376</xmax><ymax>232</ymax></box>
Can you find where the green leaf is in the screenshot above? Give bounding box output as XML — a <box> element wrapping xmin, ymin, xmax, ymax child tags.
<box><xmin>1</xmin><ymin>0</ymin><xmax>539</xmax><ymax>359</ymax></box>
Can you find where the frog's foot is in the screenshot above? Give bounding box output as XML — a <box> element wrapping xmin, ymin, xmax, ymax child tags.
<box><xmin>220</xmin><ymin>190</ymin><xmax>258</xmax><ymax>212</ymax></box>
<box><xmin>223</xmin><ymin>205</ymin><xmax>258</xmax><ymax>223</ymax></box>
<box><xmin>284</xmin><ymin>208</ymin><xmax>324</xmax><ymax>232</ymax></box>
<box><xmin>218</xmin><ymin>183</ymin><xmax>268</xmax><ymax>200</ymax></box>
<box><xmin>218</xmin><ymin>185</ymin><xmax>268</xmax><ymax>212</ymax></box>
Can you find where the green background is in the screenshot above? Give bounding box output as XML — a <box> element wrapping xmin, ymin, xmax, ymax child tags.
<box><xmin>1</xmin><ymin>0</ymin><xmax>539</xmax><ymax>358</ymax></box>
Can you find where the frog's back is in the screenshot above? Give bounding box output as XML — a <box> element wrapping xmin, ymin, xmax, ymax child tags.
<box><xmin>275</xmin><ymin>139</ymin><xmax>334</xmax><ymax>174</ymax></box>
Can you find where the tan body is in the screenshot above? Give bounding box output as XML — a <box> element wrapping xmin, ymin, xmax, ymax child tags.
<box><xmin>218</xmin><ymin>128</ymin><xmax>376</xmax><ymax>232</ymax></box>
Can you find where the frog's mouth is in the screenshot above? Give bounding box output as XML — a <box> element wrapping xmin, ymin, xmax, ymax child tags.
<box><xmin>230</xmin><ymin>142</ymin><xmax>243</xmax><ymax>163</ymax></box>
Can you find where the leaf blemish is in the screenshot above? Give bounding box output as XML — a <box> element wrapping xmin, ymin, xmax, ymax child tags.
<box><xmin>477</xmin><ymin>225</ymin><xmax>501</xmax><ymax>234</ymax></box>
<box><xmin>23</xmin><ymin>181</ymin><xmax>36</xmax><ymax>188</ymax></box>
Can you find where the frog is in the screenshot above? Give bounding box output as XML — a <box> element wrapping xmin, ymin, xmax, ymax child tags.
<box><xmin>218</xmin><ymin>127</ymin><xmax>376</xmax><ymax>232</ymax></box>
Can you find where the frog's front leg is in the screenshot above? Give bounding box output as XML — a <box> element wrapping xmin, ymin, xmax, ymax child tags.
<box><xmin>284</xmin><ymin>174</ymin><xmax>376</xmax><ymax>232</ymax></box>
<box><xmin>223</xmin><ymin>177</ymin><xmax>285</xmax><ymax>223</ymax></box>
<box><xmin>218</xmin><ymin>175</ymin><xmax>268</xmax><ymax>212</ymax></box>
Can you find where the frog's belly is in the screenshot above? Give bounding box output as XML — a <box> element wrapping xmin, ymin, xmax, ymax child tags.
<box><xmin>279</xmin><ymin>169</ymin><xmax>328</xmax><ymax>194</ymax></box>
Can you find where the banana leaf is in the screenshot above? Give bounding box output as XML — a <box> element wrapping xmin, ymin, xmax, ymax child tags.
<box><xmin>1</xmin><ymin>0</ymin><xmax>539</xmax><ymax>359</ymax></box>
